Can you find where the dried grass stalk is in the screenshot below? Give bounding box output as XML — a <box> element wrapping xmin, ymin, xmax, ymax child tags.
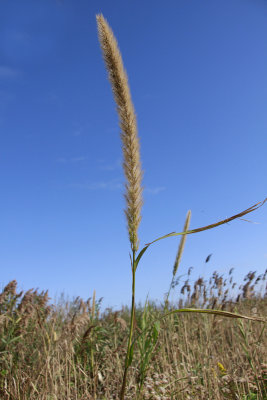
<box><xmin>173</xmin><ymin>210</ymin><xmax>191</xmax><ymax>277</ymax></box>
<box><xmin>96</xmin><ymin>14</ymin><xmax>143</xmax><ymax>252</ymax></box>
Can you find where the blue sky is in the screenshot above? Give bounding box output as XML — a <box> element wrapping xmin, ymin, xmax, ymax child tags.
<box><xmin>1</xmin><ymin>0</ymin><xmax>266</xmax><ymax>309</ymax></box>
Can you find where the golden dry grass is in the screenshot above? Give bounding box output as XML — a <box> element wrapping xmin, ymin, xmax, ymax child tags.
<box><xmin>0</xmin><ymin>270</ymin><xmax>266</xmax><ymax>399</ymax></box>
<box><xmin>97</xmin><ymin>14</ymin><xmax>143</xmax><ymax>253</ymax></box>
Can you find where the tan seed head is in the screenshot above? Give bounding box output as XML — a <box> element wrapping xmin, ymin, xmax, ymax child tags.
<box><xmin>96</xmin><ymin>14</ymin><xmax>143</xmax><ymax>252</ymax></box>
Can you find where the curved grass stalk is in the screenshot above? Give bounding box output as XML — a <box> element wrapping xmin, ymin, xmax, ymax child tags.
<box><xmin>130</xmin><ymin>307</ymin><xmax>266</xmax><ymax>356</ymax></box>
<box><xmin>135</xmin><ymin>198</ymin><xmax>266</xmax><ymax>269</ymax></box>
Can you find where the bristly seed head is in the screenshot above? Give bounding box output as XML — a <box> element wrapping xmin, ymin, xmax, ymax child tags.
<box><xmin>172</xmin><ymin>210</ymin><xmax>191</xmax><ymax>277</ymax></box>
<box><xmin>96</xmin><ymin>14</ymin><xmax>143</xmax><ymax>252</ymax></box>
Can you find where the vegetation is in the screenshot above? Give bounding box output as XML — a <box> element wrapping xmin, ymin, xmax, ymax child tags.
<box><xmin>0</xmin><ymin>271</ymin><xmax>266</xmax><ymax>399</ymax></box>
<box><xmin>96</xmin><ymin>14</ymin><xmax>266</xmax><ymax>399</ymax></box>
<box><xmin>1</xmin><ymin>14</ymin><xmax>266</xmax><ymax>400</ymax></box>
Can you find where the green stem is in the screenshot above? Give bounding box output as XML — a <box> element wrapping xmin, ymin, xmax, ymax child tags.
<box><xmin>165</xmin><ymin>276</ymin><xmax>174</xmax><ymax>309</ymax></box>
<box><xmin>120</xmin><ymin>249</ymin><xmax>136</xmax><ymax>400</ymax></box>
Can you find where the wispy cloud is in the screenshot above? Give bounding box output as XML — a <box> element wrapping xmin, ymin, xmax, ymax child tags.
<box><xmin>72</xmin><ymin>122</ymin><xmax>91</xmax><ymax>137</ymax></box>
<box><xmin>71</xmin><ymin>156</ymin><xmax>87</xmax><ymax>162</ymax></box>
<box><xmin>98</xmin><ymin>158</ymin><xmax>121</xmax><ymax>171</ymax></box>
<box><xmin>69</xmin><ymin>178</ymin><xmax>123</xmax><ymax>191</ymax></box>
<box><xmin>145</xmin><ymin>186</ymin><xmax>166</xmax><ymax>195</ymax></box>
<box><xmin>56</xmin><ymin>156</ymin><xmax>86</xmax><ymax>163</ymax></box>
<box><xmin>0</xmin><ymin>66</ymin><xmax>21</xmax><ymax>79</ymax></box>
<box><xmin>68</xmin><ymin>177</ymin><xmax>165</xmax><ymax>194</ymax></box>
<box><xmin>56</xmin><ymin>157</ymin><xmax>67</xmax><ymax>163</ymax></box>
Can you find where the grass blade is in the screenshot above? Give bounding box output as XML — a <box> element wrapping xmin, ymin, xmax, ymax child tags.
<box><xmin>145</xmin><ymin>199</ymin><xmax>266</xmax><ymax>246</ymax></box>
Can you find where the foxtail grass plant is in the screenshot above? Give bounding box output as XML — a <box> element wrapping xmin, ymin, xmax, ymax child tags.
<box><xmin>96</xmin><ymin>13</ymin><xmax>143</xmax><ymax>399</ymax></box>
<box><xmin>96</xmin><ymin>14</ymin><xmax>266</xmax><ymax>399</ymax></box>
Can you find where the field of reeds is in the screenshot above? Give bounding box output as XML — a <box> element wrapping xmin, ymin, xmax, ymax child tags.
<box><xmin>0</xmin><ymin>270</ymin><xmax>266</xmax><ymax>399</ymax></box>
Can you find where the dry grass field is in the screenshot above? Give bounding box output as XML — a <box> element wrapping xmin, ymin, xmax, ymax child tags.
<box><xmin>0</xmin><ymin>269</ymin><xmax>266</xmax><ymax>399</ymax></box>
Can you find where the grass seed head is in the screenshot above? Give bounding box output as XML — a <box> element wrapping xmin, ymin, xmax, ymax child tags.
<box><xmin>172</xmin><ymin>210</ymin><xmax>191</xmax><ymax>278</ymax></box>
<box><xmin>96</xmin><ymin>14</ymin><xmax>143</xmax><ymax>252</ymax></box>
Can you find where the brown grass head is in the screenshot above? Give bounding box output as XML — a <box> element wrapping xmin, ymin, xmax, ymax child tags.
<box><xmin>172</xmin><ymin>210</ymin><xmax>191</xmax><ymax>277</ymax></box>
<box><xmin>96</xmin><ymin>14</ymin><xmax>143</xmax><ymax>252</ymax></box>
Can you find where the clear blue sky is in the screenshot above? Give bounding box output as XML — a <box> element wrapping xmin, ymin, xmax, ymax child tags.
<box><xmin>1</xmin><ymin>0</ymin><xmax>266</xmax><ymax>309</ymax></box>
